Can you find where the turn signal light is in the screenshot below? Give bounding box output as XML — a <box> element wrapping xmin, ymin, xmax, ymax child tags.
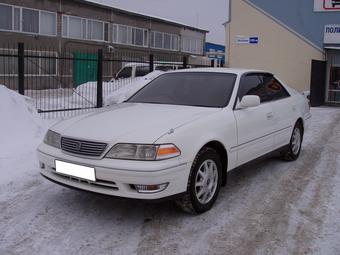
<box><xmin>156</xmin><ymin>144</ymin><xmax>181</xmax><ymax>160</ymax></box>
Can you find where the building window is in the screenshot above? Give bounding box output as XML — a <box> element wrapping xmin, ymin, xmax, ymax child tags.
<box><xmin>22</xmin><ymin>8</ymin><xmax>39</xmax><ymax>34</ymax></box>
<box><xmin>0</xmin><ymin>4</ymin><xmax>12</xmax><ymax>30</ymax></box>
<box><xmin>62</xmin><ymin>15</ymin><xmax>108</xmax><ymax>42</ymax></box>
<box><xmin>0</xmin><ymin>49</ymin><xmax>57</xmax><ymax>76</ymax></box>
<box><xmin>182</xmin><ymin>36</ymin><xmax>203</xmax><ymax>54</ymax></box>
<box><xmin>0</xmin><ymin>4</ymin><xmax>57</xmax><ymax>36</ymax></box>
<box><xmin>112</xmin><ymin>24</ymin><xmax>148</xmax><ymax>47</ymax></box>
<box><xmin>150</xmin><ymin>31</ymin><xmax>179</xmax><ymax>51</ymax></box>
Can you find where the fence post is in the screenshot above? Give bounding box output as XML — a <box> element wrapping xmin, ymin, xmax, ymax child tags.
<box><xmin>18</xmin><ymin>42</ymin><xmax>25</xmax><ymax>95</ymax></box>
<box><xmin>96</xmin><ymin>49</ymin><xmax>103</xmax><ymax>108</ymax></box>
<box><xmin>149</xmin><ymin>54</ymin><xmax>154</xmax><ymax>73</ymax></box>
<box><xmin>183</xmin><ymin>56</ymin><xmax>188</xmax><ymax>69</ymax></box>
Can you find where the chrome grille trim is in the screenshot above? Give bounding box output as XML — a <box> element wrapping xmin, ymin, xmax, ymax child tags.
<box><xmin>61</xmin><ymin>137</ymin><xmax>107</xmax><ymax>157</ymax></box>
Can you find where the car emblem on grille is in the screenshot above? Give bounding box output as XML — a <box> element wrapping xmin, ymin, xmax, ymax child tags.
<box><xmin>75</xmin><ymin>142</ymin><xmax>82</xmax><ymax>151</ymax></box>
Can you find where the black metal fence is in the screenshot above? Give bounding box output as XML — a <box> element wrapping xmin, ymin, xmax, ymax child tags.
<box><xmin>0</xmin><ymin>43</ymin><xmax>211</xmax><ymax>118</ymax></box>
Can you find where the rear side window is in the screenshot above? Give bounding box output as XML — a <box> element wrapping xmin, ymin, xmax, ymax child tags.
<box><xmin>238</xmin><ymin>73</ymin><xmax>290</xmax><ymax>103</ymax></box>
<box><xmin>263</xmin><ymin>75</ymin><xmax>290</xmax><ymax>101</ymax></box>
<box><xmin>135</xmin><ymin>66</ymin><xmax>150</xmax><ymax>77</ymax></box>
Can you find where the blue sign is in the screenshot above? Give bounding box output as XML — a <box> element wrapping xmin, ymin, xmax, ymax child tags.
<box><xmin>249</xmin><ymin>37</ymin><xmax>259</xmax><ymax>44</ymax></box>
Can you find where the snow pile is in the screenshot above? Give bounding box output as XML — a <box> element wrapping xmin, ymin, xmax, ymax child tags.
<box><xmin>104</xmin><ymin>70</ymin><xmax>164</xmax><ymax>105</ymax></box>
<box><xmin>73</xmin><ymin>71</ymin><xmax>164</xmax><ymax>106</ymax></box>
<box><xmin>0</xmin><ymin>85</ymin><xmax>48</xmax><ymax>158</ymax></box>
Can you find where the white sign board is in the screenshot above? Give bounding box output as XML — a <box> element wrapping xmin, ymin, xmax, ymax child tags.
<box><xmin>324</xmin><ymin>24</ymin><xmax>340</xmax><ymax>44</ymax></box>
<box><xmin>314</xmin><ymin>0</ymin><xmax>340</xmax><ymax>12</ymax></box>
<box><xmin>236</xmin><ymin>36</ymin><xmax>259</xmax><ymax>45</ymax></box>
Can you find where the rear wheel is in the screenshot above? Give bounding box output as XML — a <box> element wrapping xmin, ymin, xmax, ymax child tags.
<box><xmin>176</xmin><ymin>148</ymin><xmax>222</xmax><ymax>214</ymax></box>
<box><xmin>281</xmin><ymin>122</ymin><xmax>303</xmax><ymax>161</ymax></box>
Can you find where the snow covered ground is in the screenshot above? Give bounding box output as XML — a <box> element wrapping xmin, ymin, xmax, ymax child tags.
<box><xmin>0</xmin><ymin>86</ymin><xmax>340</xmax><ymax>254</ymax></box>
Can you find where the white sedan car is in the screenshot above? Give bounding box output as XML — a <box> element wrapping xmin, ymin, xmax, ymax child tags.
<box><xmin>37</xmin><ymin>68</ymin><xmax>311</xmax><ymax>214</ymax></box>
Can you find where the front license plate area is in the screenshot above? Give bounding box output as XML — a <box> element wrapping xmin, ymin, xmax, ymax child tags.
<box><xmin>55</xmin><ymin>160</ymin><xmax>96</xmax><ymax>181</ymax></box>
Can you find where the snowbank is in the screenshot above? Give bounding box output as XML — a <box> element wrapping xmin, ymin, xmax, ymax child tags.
<box><xmin>104</xmin><ymin>70</ymin><xmax>164</xmax><ymax>105</ymax></box>
<box><xmin>74</xmin><ymin>71</ymin><xmax>164</xmax><ymax>106</ymax></box>
<box><xmin>0</xmin><ymin>85</ymin><xmax>49</xmax><ymax>158</ymax></box>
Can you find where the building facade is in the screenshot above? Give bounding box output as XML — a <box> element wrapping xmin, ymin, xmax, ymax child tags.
<box><xmin>0</xmin><ymin>0</ymin><xmax>207</xmax><ymax>55</ymax></box>
<box><xmin>0</xmin><ymin>0</ymin><xmax>208</xmax><ymax>89</ymax></box>
<box><xmin>225</xmin><ymin>0</ymin><xmax>340</xmax><ymax>106</ymax></box>
<box><xmin>205</xmin><ymin>42</ymin><xmax>225</xmax><ymax>67</ymax></box>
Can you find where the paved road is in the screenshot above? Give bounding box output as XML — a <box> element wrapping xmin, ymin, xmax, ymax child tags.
<box><xmin>1</xmin><ymin>107</ymin><xmax>340</xmax><ymax>255</ymax></box>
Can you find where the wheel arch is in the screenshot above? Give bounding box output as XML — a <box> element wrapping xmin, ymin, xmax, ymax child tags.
<box><xmin>200</xmin><ymin>140</ymin><xmax>228</xmax><ymax>187</ymax></box>
<box><xmin>296</xmin><ymin>117</ymin><xmax>304</xmax><ymax>138</ymax></box>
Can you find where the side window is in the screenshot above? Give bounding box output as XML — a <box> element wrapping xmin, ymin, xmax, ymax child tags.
<box><xmin>116</xmin><ymin>67</ymin><xmax>132</xmax><ymax>79</ymax></box>
<box><xmin>135</xmin><ymin>66</ymin><xmax>150</xmax><ymax>77</ymax></box>
<box><xmin>238</xmin><ymin>73</ymin><xmax>290</xmax><ymax>103</ymax></box>
<box><xmin>238</xmin><ymin>74</ymin><xmax>267</xmax><ymax>102</ymax></box>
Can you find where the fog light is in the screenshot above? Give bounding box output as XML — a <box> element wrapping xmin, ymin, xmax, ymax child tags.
<box><xmin>134</xmin><ymin>183</ymin><xmax>169</xmax><ymax>193</ymax></box>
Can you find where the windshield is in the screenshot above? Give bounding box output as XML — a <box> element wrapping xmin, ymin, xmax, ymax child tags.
<box><xmin>127</xmin><ymin>72</ymin><xmax>237</xmax><ymax>107</ymax></box>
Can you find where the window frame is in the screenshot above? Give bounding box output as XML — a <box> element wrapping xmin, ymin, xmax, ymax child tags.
<box><xmin>62</xmin><ymin>14</ymin><xmax>109</xmax><ymax>42</ymax></box>
<box><xmin>0</xmin><ymin>3</ymin><xmax>57</xmax><ymax>37</ymax></box>
<box><xmin>181</xmin><ymin>36</ymin><xmax>203</xmax><ymax>55</ymax></box>
<box><xmin>234</xmin><ymin>72</ymin><xmax>291</xmax><ymax>109</ymax></box>
<box><xmin>112</xmin><ymin>23</ymin><xmax>148</xmax><ymax>48</ymax></box>
<box><xmin>150</xmin><ymin>31</ymin><xmax>180</xmax><ymax>51</ymax></box>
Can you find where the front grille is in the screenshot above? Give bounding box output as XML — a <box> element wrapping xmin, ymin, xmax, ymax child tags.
<box><xmin>61</xmin><ymin>137</ymin><xmax>107</xmax><ymax>157</ymax></box>
<box><xmin>51</xmin><ymin>170</ymin><xmax>119</xmax><ymax>190</ymax></box>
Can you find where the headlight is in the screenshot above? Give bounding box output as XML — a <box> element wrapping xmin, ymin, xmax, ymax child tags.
<box><xmin>43</xmin><ymin>130</ymin><xmax>61</xmax><ymax>149</ymax></box>
<box><xmin>105</xmin><ymin>143</ymin><xmax>180</xmax><ymax>161</ymax></box>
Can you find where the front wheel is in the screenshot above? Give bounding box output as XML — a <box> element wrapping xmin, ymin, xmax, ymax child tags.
<box><xmin>281</xmin><ymin>122</ymin><xmax>303</xmax><ymax>161</ymax></box>
<box><xmin>176</xmin><ymin>148</ymin><xmax>222</xmax><ymax>214</ymax></box>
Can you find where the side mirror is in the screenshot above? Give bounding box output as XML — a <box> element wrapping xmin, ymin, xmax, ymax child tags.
<box><xmin>239</xmin><ymin>95</ymin><xmax>260</xmax><ymax>108</ymax></box>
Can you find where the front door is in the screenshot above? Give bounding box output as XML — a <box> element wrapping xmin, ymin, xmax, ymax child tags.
<box><xmin>233</xmin><ymin>73</ymin><xmax>276</xmax><ymax>166</ymax></box>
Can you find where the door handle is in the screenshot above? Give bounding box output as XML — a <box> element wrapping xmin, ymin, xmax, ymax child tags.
<box><xmin>266</xmin><ymin>112</ymin><xmax>274</xmax><ymax>120</ymax></box>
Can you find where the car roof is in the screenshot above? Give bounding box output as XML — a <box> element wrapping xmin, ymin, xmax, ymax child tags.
<box><xmin>169</xmin><ymin>67</ymin><xmax>268</xmax><ymax>76</ymax></box>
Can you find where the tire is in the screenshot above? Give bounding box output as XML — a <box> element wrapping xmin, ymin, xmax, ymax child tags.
<box><xmin>176</xmin><ymin>147</ymin><xmax>222</xmax><ymax>214</ymax></box>
<box><xmin>281</xmin><ymin>122</ymin><xmax>303</xmax><ymax>161</ymax></box>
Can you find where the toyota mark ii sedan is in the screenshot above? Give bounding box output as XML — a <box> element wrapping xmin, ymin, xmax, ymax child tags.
<box><xmin>37</xmin><ymin>68</ymin><xmax>311</xmax><ymax>214</ymax></box>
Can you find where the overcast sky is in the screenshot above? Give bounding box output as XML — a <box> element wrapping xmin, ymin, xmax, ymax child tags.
<box><xmin>90</xmin><ymin>0</ymin><xmax>228</xmax><ymax>44</ymax></box>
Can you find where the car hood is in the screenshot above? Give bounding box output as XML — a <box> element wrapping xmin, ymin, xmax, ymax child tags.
<box><xmin>51</xmin><ymin>103</ymin><xmax>221</xmax><ymax>144</ymax></box>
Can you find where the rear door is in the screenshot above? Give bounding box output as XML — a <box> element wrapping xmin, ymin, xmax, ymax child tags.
<box><xmin>263</xmin><ymin>75</ymin><xmax>295</xmax><ymax>148</ymax></box>
<box><xmin>233</xmin><ymin>73</ymin><xmax>276</xmax><ymax>166</ymax></box>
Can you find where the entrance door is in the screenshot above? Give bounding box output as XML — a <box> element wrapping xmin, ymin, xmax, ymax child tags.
<box><xmin>310</xmin><ymin>60</ymin><xmax>326</xmax><ymax>107</ymax></box>
<box><xmin>326</xmin><ymin>50</ymin><xmax>340</xmax><ymax>105</ymax></box>
<box><xmin>73</xmin><ymin>53</ymin><xmax>98</xmax><ymax>87</ymax></box>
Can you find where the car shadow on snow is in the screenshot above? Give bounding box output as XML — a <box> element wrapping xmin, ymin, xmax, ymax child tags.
<box><xmin>43</xmin><ymin>155</ymin><xmax>286</xmax><ymax>221</ymax></box>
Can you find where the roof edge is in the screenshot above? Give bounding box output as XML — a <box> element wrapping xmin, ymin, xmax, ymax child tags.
<box><xmin>242</xmin><ymin>0</ymin><xmax>324</xmax><ymax>54</ymax></box>
<box><xmin>78</xmin><ymin>0</ymin><xmax>209</xmax><ymax>33</ymax></box>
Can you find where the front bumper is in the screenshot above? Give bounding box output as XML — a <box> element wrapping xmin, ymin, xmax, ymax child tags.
<box><xmin>37</xmin><ymin>144</ymin><xmax>191</xmax><ymax>200</ymax></box>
